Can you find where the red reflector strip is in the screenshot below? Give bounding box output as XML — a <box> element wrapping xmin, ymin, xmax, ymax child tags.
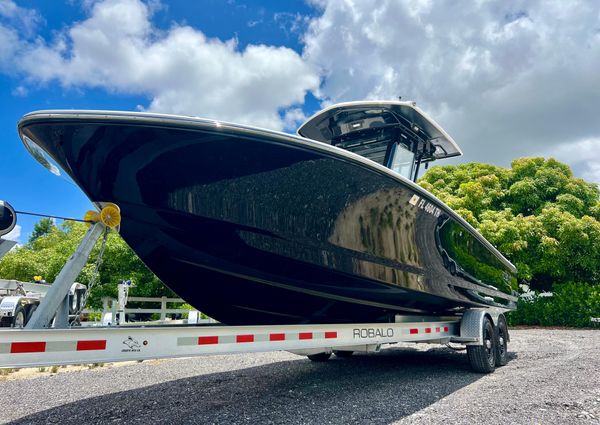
<box><xmin>76</xmin><ymin>340</ymin><xmax>106</xmax><ymax>351</ymax></box>
<box><xmin>425</xmin><ymin>328</ymin><xmax>432</xmax><ymax>334</ymax></box>
<box><xmin>299</xmin><ymin>332</ymin><xmax>313</xmax><ymax>340</ymax></box>
<box><xmin>236</xmin><ymin>334</ymin><xmax>254</xmax><ymax>343</ymax></box>
<box><xmin>444</xmin><ymin>326</ymin><xmax>449</xmax><ymax>332</ymax></box>
<box><xmin>198</xmin><ymin>336</ymin><xmax>219</xmax><ymax>345</ymax></box>
<box><xmin>325</xmin><ymin>331</ymin><xmax>337</xmax><ymax>339</ymax></box>
<box><xmin>436</xmin><ymin>327</ymin><xmax>440</xmax><ymax>333</ymax></box>
<box><xmin>269</xmin><ymin>333</ymin><xmax>285</xmax><ymax>341</ymax></box>
<box><xmin>11</xmin><ymin>341</ymin><xmax>46</xmax><ymax>353</ymax></box>
<box><xmin>410</xmin><ymin>328</ymin><xmax>419</xmax><ymax>334</ymax></box>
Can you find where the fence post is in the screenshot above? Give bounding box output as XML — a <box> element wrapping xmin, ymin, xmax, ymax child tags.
<box><xmin>102</xmin><ymin>297</ymin><xmax>109</xmax><ymax>320</ymax></box>
<box><xmin>111</xmin><ymin>299</ymin><xmax>117</xmax><ymax>325</ymax></box>
<box><xmin>160</xmin><ymin>296</ymin><xmax>167</xmax><ymax>321</ymax></box>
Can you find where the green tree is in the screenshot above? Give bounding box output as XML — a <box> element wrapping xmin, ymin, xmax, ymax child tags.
<box><xmin>0</xmin><ymin>221</ymin><xmax>174</xmax><ymax>308</ymax></box>
<box><xmin>419</xmin><ymin>157</ymin><xmax>600</xmax><ymax>290</ymax></box>
<box><xmin>28</xmin><ymin>217</ymin><xmax>55</xmax><ymax>243</ymax></box>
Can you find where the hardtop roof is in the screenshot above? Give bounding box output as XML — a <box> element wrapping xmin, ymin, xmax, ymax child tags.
<box><xmin>297</xmin><ymin>100</ymin><xmax>462</xmax><ymax>160</ymax></box>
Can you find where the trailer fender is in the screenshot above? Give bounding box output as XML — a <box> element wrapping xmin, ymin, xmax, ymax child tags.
<box><xmin>459</xmin><ymin>308</ymin><xmax>505</xmax><ymax>346</ymax></box>
<box><xmin>0</xmin><ymin>296</ymin><xmax>21</xmax><ymax>317</ymax></box>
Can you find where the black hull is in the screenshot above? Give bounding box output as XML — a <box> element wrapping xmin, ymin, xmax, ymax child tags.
<box><xmin>19</xmin><ymin>113</ymin><xmax>517</xmax><ymax>324</ymax></box>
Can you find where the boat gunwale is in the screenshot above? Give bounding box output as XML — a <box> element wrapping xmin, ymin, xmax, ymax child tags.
<box><xmin>17</xmin><ymin>110</ymin><xmax>517</xmax><ymax>274</ymax></box>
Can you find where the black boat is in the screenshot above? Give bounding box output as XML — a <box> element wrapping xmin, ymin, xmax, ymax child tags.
<box><xmin>17</xmin><ymin>101</ymin><xmax>518</xmax><ymax>325</ymax></box>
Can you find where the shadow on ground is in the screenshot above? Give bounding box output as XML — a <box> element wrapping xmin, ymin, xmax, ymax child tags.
<box><xmin>10</xmin><ymin>346</ymin><xmax>497</xmax><ymax>424</ymax></box>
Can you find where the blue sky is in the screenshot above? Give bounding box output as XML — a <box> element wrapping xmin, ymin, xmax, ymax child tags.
<box><xmin>0</xmin><ymin>0</ymin><xmax>320</xmax><ymax>242</ymax></box>
<box><xmin>1</xmin><ymin>0</ymin><xmax>600</xmax><ymax>243</ymax></box>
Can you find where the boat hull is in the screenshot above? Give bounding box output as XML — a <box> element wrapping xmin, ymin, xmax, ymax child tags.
<box><xmin>19</xmin><ymin>113</ymin><xmax>517</xmax><ymax>324</ymax></box>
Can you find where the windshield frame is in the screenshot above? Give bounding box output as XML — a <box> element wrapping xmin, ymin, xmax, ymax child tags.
<box><xmin>387</xmin><ymin>142</ymin><xmax>415</xmax><ymax>180</ymax></box>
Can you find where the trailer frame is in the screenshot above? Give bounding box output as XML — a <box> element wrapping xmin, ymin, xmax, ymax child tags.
<box><xmin>0</xmin><ymin>217</ymin><xmax>511</xmax><ymax>373</ymax></box>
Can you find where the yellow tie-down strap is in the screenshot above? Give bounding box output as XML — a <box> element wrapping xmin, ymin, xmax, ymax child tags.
<box><xmin>84</xmin><ymin>203</ymin><xmax>121</xmax><ymax>230</ymax></box>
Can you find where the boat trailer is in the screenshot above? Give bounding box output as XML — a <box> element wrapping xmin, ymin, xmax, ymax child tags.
<box><xmin>0</xmin><ymin>204</ymin><xmax>510</xmax><ymax>374</ymax></box>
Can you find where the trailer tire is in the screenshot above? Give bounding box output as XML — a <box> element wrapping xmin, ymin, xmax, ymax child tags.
<box><xmin>467</xmin><ymin>317</ymin><xmax>496</xmax><ymax>373</ymax></box>
<box><xmin>26</xmin><ymin>304</ymin><xmax>38</xmax><ymax>325</ymax></box>
<box><xmin>333</xmin><ymin>350</ymin><xmax>354</xmax><ymax>358</ymax></box>
<box><xmin>494</xmin><ymin>316</ymin><xmax>509</xmax><ymax>367</ymax></box>
<box><xmin>12</xmin><ymin>305</ymin><xmax>26</xmax><ymax>328</ymax></box>
<box><xmin>307</xmin><ymin>352</ymin><xmax>332</xmax><ymax>362</ymax></box>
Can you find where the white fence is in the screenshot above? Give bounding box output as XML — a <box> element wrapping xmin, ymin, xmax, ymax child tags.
<box><xmin>84</xmin><ymin>296</ymin><xmax>216</xmax><ymax>326</ymax></box>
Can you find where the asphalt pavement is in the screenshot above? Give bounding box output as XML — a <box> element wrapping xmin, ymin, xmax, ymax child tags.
<box><xmin>0</xmin><ymin>329</ymin><xmax>598</xmax><ymax>424</ymax></box>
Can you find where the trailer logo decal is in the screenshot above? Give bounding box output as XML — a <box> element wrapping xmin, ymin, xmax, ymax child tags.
<box><xmin>122</xmin><ymin>336</ymin><xmax>141</xmax><ymax>352</ymax></box>
<box><xmin>353</xmin><ymin>328</ymin><xmax>394</xmax><ymax>339</ymax></box>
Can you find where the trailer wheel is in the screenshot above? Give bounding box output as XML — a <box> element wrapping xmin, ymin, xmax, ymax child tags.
<box><xmin>12</xmin><ymin>305</ymin><xmax>26</xmax><ymax>328</ymax></box>
<box><xmin>467</xmin><ymin>317</ymin><xmax>496</xmax><ymax>373</ymax></box>
<box><xmin>307</xmin><ymin>352</ymin><xmax>332</xmax><ymax>362</ymax></box>
<box><xmin>495</xmin><ymin>316</ymin><xmax>509</xmax><ymax>367</ymax></box>
<box><xmin>333</xmin><ymin>350</ymin><xmax>354</xmax><ymax>358</ymax></box>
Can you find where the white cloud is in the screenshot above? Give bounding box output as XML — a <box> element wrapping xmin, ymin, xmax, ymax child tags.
<box><xmin>0</xmin><ymin>0</ymin><xmax>41</xmax><ymax>36</ymax></box>
<box><xmin>4</xmin><ymin>0</ymin><xmax>600</xmax><ymax>184</ymax></box>
<box><xmin>0</xmin><ymin>23</ymin><xmax>19</xmax><ymax>70</ymax></box>
<box><xmin>274</xmin><ymin>12</ymin><xmax>311</xmax><ymax>38</ymax></box>
<box><xmin>546</xmin><ymin>138</ymin><xmax>600</xmax><ymax>184</ymax></box>
<box><xmin>11</xmin><ymin>85</ymin><xmax>27</xmax><ymax>96</ymax></box>
<box><xmin>303</xmin><ymin>0</ymin><xmax>600</xmax><ymax>182</ymax></box>
<box><xmin>282</xmin><ymin>107</ymin><xmax>307</xmax><ymax>131</ymax></box>
<box><xmin>3</xmin><ymin>224</ymin><xmax>21</xmax><ymax>242</ymax></box>
<box><xmin>7</xmin><ymin>0</ymin><xmax>320</xmax><ymax>130</ymax></box>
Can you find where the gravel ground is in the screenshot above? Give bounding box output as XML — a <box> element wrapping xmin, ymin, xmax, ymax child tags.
<box><xmin>0</xmin><ymin>329</ymin><xmax>598</xmax><ymax>424</ymax></box>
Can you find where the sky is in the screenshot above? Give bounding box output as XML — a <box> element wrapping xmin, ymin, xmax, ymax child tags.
<box><xmin>1</xmin><ymin>0</ymin><xmax>599</xmax><ymax>243</ymax></box>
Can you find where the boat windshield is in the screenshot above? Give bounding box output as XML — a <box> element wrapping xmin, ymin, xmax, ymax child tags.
<box><xmin>388</xmin><ymin>143</ymin><xmax>415</xmax><ymax>179</ymax></box>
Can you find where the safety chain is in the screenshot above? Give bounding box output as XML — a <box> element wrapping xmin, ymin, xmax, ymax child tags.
<box><xmin>70</xmin><ymin>227</ymin><xmax>110</xmax><ymax>326</ymax></box>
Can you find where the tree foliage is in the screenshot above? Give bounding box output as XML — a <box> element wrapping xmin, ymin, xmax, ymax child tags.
<box><xmin>0</xmin><ymin>221</ymin><xmax>174</xmax><ymax>308</ymax></box>
<box><xmin>28</xmin><ymin>218</ymin><xmax>55</xmax><ymax>243</ymax></box>
<box><xmin>507</xmin><ymin>282</ymin><xmax>600</xmax><ymax>328</ymax></box>
<box><xmin>419</xmin><ymin>157</ymin><xmax>600</xmax><ymax>290</ymax></box>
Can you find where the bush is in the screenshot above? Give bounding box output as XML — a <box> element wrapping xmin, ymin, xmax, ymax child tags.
<box><xmin>419</xmin><ymin>158</ymin><xmax>600</xmax><ymax>290</ymax></box>
<box><xmin>507</xmin><ymin>282</ymin><xmax>600</xmax><ymax>327</ymax></box>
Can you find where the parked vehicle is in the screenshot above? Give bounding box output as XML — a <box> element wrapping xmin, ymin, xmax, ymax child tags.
<box><xmin>0</xmin><ymin>279</ymin><xmax>86</xmax><ymax>328</ymax></box>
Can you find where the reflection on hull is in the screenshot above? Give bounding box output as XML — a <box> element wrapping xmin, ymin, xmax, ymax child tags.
<box><xmin>18</xmin><ymin>112</ymin><xmax>517</xmax><ymax>324</ymax></box>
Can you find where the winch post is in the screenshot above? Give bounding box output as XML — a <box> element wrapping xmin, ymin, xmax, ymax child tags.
<box><xmin>0</xmin><ymin>238</ymin><xmax>17</xmax><ymax>261</ymax></box>
<box><xmin>54</xmin><ymin>297</ymin><xmax>70</xmax><ymax>329</ymax></box>
<box><xmin>26</xmin><ymin>222</ymin><xmax>105</xmax><ymax>329</ymax></box>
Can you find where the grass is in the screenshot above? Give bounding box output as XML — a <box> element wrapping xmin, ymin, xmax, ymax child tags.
<box><xmin>0</xmin><ymin>368</ymin><xmax>17</xmax><ymax>376</ymax></box>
